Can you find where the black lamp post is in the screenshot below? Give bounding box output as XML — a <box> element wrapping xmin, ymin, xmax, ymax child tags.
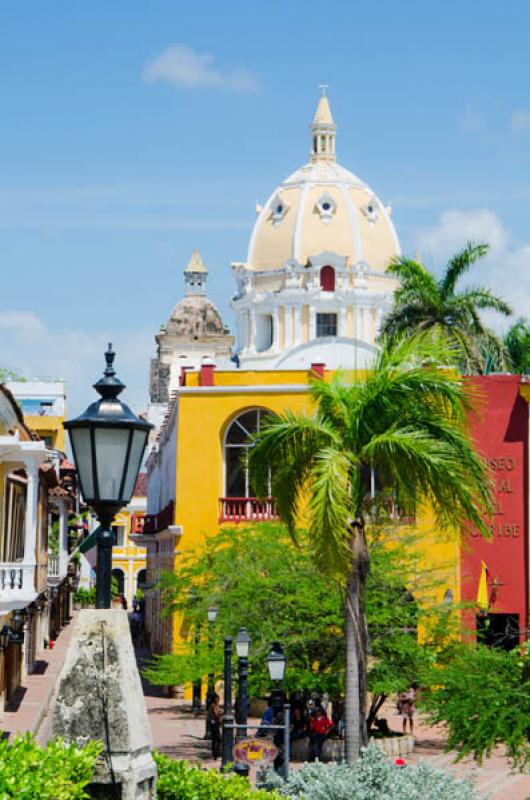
<box><xmin>64</xmin><ymin>345</ymin><xmax>152</xmax><ymax>609</ymax></box>
<box><xmin>234</xmin><ymin>627</ymin><xmax>251</xmax><ymax>778</ymax></box>
<box><xmin>267</xmin><ymin>641</ymin><xmax>286</xmax><ymax>714</ymax></box>
<box><xmin>206</xmin><ymin>605</ymin><xmax>218</xmax><ymax>704</ymax></box>
<box><xmin>221</xmin><ymin>636</ymin><xmax>234</xmax><ymax>770</ymax></box>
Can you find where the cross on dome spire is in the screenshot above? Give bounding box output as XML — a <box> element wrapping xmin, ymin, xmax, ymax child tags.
<box><xmin>310</xmin><ymin>86</ymin><xmax>336</xmax><ymax>162</ymax></box>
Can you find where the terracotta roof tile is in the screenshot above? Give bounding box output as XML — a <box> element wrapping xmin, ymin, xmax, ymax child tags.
<box><xmin>133</xmin><ymin>472</ymin><xmax>148</xmax><ymax>497</ymax></box>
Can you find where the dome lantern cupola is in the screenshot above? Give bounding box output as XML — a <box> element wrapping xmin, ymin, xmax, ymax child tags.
<box><xmin>184</xmin><ymin>250</ymin><xmax>208</xmax><ymax>296</ymax></box>
<box><xmin>310</xmin><ymin>85</ymin><xmax>336</xmax><ymax>163</ymax></box>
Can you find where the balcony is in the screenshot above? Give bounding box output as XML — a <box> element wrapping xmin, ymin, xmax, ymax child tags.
<box><xmin>131</xmin><ymin>500</ymin><xmax>174</xmax><ymax>535</ymax></box>
<box><xmin>218</xmin><ymin>497</ymin><xmax>279</xmax><ymax>524</ymax></box>
<box><xmin>0</xmin><ymin>563</ymin><xmax>37</xmax><ymax>601</ymax></box>
<box><xmin>48</xmin><ymin>554</ymin><xmax>60</xmax><ymax>577</ymax></box>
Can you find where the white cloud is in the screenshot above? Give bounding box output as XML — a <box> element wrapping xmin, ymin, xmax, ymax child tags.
<box><xmin>142</xmin><ymin>44</ymin><xmax>259</xmax><ymax>93</ymax></box>
<box><xmin>415</xmin><ymin>209</ymin><xmax>508</xmax><ymax>264</ymax></box>
<box><xmin>413</xmin><ymin>208</ymin><xmax>530</xmax><ymax>325</ymax></box>
<box><xmin>0</xmin><ymin>311</ymin><xmax>152</xmax><ymax>416</ymax></box>
<box><xmin>512</xmin><ymin>110</ymin><xmax>530</xmax><ymax>132</ymax></box>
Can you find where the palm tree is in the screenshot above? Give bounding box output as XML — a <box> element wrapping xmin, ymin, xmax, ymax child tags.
<box><xmin>504</xmin><ymin>318</ymin><xmax>530</xmax><ymax>374</ymax></box>
<box><xmin>249</xmin><ymin>334</ymin><xmax>492</xmax><ymax>763</ymax></box>
<box><xmin>381</xmin><ymin>242</ymin><xmax>511</xmax><ymax>373</ymax></box>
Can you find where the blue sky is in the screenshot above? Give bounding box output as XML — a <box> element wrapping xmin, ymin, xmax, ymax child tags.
<box><xmin>1</xmin><ymin>0</ymin><xmax>530</xmax><ymax>412</ymax></box>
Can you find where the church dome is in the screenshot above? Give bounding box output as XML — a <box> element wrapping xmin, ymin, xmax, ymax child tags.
<box><xmin>246</xmin><ymin>92</ymin><xmax>400</xmax><ymax>272</ymax></box>
<box><xmin>166</xmin><ymin>294</ymin><xmax>225</xmax><ymax>339</ymax></box>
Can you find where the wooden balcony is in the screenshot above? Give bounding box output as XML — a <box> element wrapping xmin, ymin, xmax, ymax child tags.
<box><xmin>131</xmin><ymin>500</ymin><xmax>174</xmax><ymax>535</ymax></box>
<box><xmin>218</xmin><ymin>497</ymin><xmax>279</xmax><ymax>524</ymax></box>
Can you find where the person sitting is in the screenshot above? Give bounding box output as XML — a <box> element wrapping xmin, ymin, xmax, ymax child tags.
<box><xmin>257</xmin><ymin>698</ymin><xmax>274</xmax><ymax>736</ymax></box>
<box><xmin>290</xmin><ymin>706</ymin><xmax>308</xmax><ymax>741</ymax></box>
<box><xmin>309</xmin><ymin>705</ymin><xmax>333</xmax><ymax>761</ymax></box>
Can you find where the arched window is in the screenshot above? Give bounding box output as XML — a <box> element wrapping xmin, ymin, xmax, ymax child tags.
<box><xmin>320</xmin><ymin>265</ymin><xmax>335</xmax><ymax>292</ymax></box>
<box><xmin>136</xmin><ymin>569</ymin><xmax>146</xmax><ymax>591</ymax></box>
<box><xmin>111</xmin><ymin>568</ymin><xmax>125</xmax><ymax>596</ymax></box>
<box><xmin>224</xmin><ymin>408</ymin><xmax>270</xmax><ymax>497</ymax></box>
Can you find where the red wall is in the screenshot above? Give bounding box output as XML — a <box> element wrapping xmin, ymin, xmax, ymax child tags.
<box><xmin>461</xmin><ymin>376</ymin><xmax>528</xmax><ymax>638</ymax></box>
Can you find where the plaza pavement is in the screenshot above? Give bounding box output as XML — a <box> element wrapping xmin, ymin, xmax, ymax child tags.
<box><xmin>1</xmin><ymin>617</ymin><xmax>528</xmax><ymax>800</ymax></box>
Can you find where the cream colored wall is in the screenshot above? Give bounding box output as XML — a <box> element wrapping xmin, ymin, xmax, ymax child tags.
<box><xmin>249</xmin><ymin>186</ymin><xmax>301</xmax><ymax>270</ymax></box>
<box><xmin>298</xmin><ymin>186</ymin><xmax>357</xmax><ymax>264</ymax></box>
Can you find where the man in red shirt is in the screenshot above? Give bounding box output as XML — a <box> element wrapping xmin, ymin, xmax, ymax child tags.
<box><xmin>309</xmin><ymin>706</ymin><xmax>333</xmax><ymax>761</ymax></box>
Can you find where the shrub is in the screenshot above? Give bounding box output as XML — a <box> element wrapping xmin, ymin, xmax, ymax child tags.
<box><xmin>263</xmin><ymin>743</ymin><xmax>480</xmax><ymax>800</ymax></box>
<box><xmin>0</xmin><ymin>734</ymin><xmax>100</xmax><ymax>800</ymax></box>
<box><xmin>73</xmin><ymin>587</ymin><xmax>96</xmax><ymax>607</ymax></box>
<box><xmin>154</xmin><ymin>752</ymin><xmax>283</xmax><ymax>800</ymax></box>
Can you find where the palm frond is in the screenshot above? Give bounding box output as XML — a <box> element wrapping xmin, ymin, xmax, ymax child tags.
<box><xmin>308</xmin><ymin>446</ymin><xmax>357</xmax><ymax>576</ymax></box>
<box><xmin>458</xmin><ymin>287</ymin><xmax>512</xmax><ymax>316</ymax></box>
<box><xmin>440</xmin><ymin>241</ymin><xmax>489</xmax><ymax>298</ymax></box>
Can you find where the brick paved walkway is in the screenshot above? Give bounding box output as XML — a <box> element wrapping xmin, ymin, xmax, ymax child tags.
<box><xmin>2</xmin><ymin>623</ymin><xmax>528</xmax><ymax>800</ymax></box>
<box><xmin>1</xmin><ymin>613</ymin><xmax>77</xmax><ymax>741</ymax></box>
<box><xmin>141</xmin><ymin>668</ymin><xmax>530</xmax><ymax>800</ymax></box>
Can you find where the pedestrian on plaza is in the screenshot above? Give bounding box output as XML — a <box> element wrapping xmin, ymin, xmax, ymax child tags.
<box><xmin>132</xmin><ymin>595</ymin><xmax>139</xmax><ymax>613</ymax></box>
<box><xmin>308</xmin><ymin>705</ymin><xmax>333</xmax><ymax>761</ymax></box>
<box><xmin>399</xmin><ymin>684</ymin><xmax>417</xmax><ymax>734</ymax></box>
<box><xmin>206</xmin><ymin>693</ymin><xmax>223</xmax><ymax>759</ymax></box>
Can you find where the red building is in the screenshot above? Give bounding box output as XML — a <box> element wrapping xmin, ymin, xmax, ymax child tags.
<box><xmin>461</xmin><ymin>375</ymin><xmax>529</xmax><ymax>648</ymax></box>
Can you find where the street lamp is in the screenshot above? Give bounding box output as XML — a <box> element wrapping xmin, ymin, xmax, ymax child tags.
<box><xmin>206</xmin><ymin>605</ymin><xmax>219</xmax><ymax>713</ymax></box>
<box><xmin>64</xmin><ymin>344</ymin><xmax>152</xmax><ymax>609</ymax></box>
<box><xmin>234</xmin><ymin>627</ymin><xmax>251</xmax><ymax>777</ymax></box>
<box><xmin>266</xmin><ymin>641</ymin><xmax>286</xmax><ymax>682</ymax></box>
<box><xmin>267</xmin><ymin>642</ymin><xmax>286</xmax><ymax>715</ymax></box>
<box><xmin>235</xmin><ymin>626</ymin><xmax>251</xmax><ymax>659</ymax></box>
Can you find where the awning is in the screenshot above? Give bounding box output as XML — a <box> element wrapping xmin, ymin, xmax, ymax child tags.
<box><xmin>79</xmin><ymin>527</ymin><xmax>100</xmax><ymax>554</ymax></box>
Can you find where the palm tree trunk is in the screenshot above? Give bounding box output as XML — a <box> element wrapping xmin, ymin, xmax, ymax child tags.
<box><xmin>343</xmin><ymin>521</ymin><xmax>370</xmax><ymax>764</ymax></box>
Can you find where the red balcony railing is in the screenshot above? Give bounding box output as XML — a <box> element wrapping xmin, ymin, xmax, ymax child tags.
<box><xmin>219</xmin><ymin>497</ymin><xmax>279</xmax><ymax>524</ymax></box>
<box><xmin>131</xmin><ymin>500</ymin><xmax>174</xmax><ymax>535</ymax></box>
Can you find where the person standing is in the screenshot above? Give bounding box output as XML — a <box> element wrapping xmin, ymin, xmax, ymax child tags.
<box><xmin>206</xmin><ymin>693</ymin><xmax>223</xmax><ymax>759</ymax></box>
<box><xmin>399</xmin><ymin>685</ymin><xmax>417</xmax><ymax>734</ymax></box>
<box><xmin>309</xmin><ymin>705</ymin><xmax>333</xmax><ymax>761</ymax></box>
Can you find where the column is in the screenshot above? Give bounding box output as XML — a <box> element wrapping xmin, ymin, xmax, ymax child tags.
<box><xmin>248</xmin><ymin>309</ymin><xmax>256</xmax><ymax>353</ymax></box>
<box><xmin>272</xmin><ymin>308</ymin><xmax>279</xmax><ymax>352</ymax></box>
<box><xmin>57</xmin><ymin>499</ymin><xmax>69</xmax><ymax>577</ymax></box>
<box><xmin>23</xmin><ymin>459</ymin><xmax>39</xmax><ymax>565</ymax></box>
<box><xmin>309</xmin><ymin>307</ymin><xmax>316</xmax><ymax>340</ymax></box>
<box><xmin>293</xmin><ymin>307</ymin><xmax>302</xmax><ymax>346</ymax></box>
<box><xmin>339</xmin><ymin>307</ymin><xmax>347</xmax><ymax>338</ymax></box>
<box><xmin>284</xmin><ymin>306</ymin><xmax>293</xmax><ymax>349</ymax></box>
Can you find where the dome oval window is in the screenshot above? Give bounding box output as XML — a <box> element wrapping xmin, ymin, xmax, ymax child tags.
<box><xmin>320</xmin><ymin>265</ymin><xmax>335</xmax><ymax>292</ymax></box>
<box><xmin>322</xmin><ymin>202</ymin><xmax>331</xmax><ymax>211</ymax></box>
<box><xmin>276</xmin><ymin>204</ymin><xmax>283</xmax><ymax>214</ymax></box>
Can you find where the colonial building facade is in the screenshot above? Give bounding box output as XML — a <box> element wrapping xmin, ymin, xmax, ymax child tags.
<box><xmin>139</xmin><ymin>92</ymin><xmax>529</xmax><ymax>674</ymax></box>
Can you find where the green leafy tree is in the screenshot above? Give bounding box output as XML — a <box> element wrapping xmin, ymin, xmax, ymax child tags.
<box><xmin>381</xmin><ymin>242</ymin><xmax>511</xmax><ymax>373</ymax></box>
<box><xmin>143</xmin><ymin>523</ymin><xmax>449</xmax><ymax>722</ymax></box>
<box><xmin>504</xmin><ymin>318</ymin><xmax>530</xmax><ymax>374</ymax></box>
<box><xmin>0</xmin><ymin>368</ymin><xmax>25</xmax><ymax>382</ymax></box>
<box><xmin>248</xmin><ymin>333</ymin><xmax>492</xmax><ymax>762</ymax></box>
<box><xmin>419</xmin><ymin>642</ymin><xmax>530</xmax><ymax>770</ymax></box>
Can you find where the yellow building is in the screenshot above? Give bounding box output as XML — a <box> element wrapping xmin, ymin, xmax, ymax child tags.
<box><xmin>80</xmin><ymin>475</ymin><xmax>148</xmax><ymax>608</ymax></box>
<box><xmin>111</xmin><ymin>475</ymin><xmax>148</xmax><ymax>606</ymax></box>
<box><xmin>142</xmin><ymin>363</ymin><xmax>460</xmax><ymax>657</ymax></box>
<box><xmin>6</xmin><ymin>380</ymin><xmax>66</xmax><ymax>451</ymax></box>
